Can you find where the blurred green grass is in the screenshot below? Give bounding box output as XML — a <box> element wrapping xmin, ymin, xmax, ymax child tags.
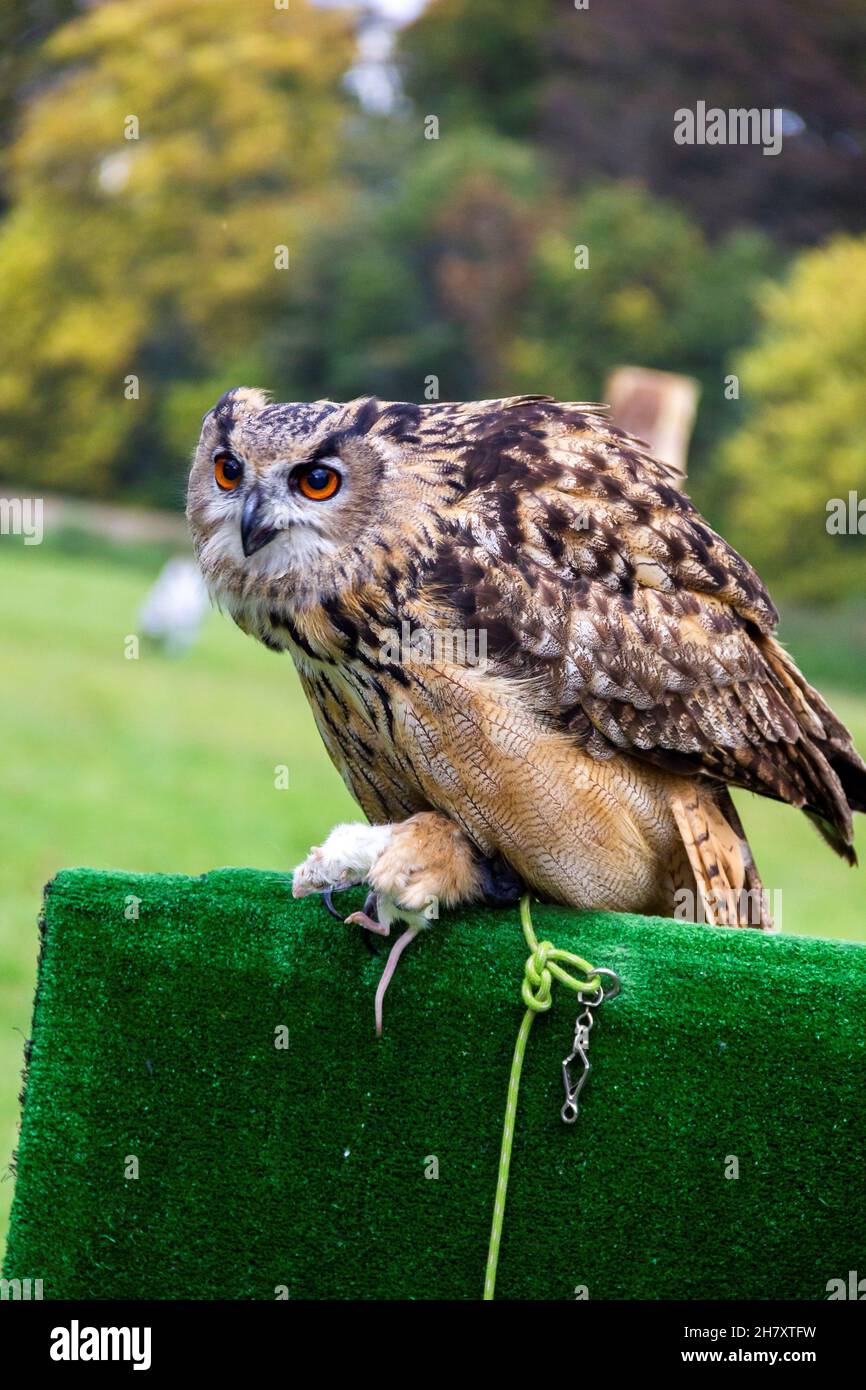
<box><xmin>0</xmin><ymin>539</ymin><xmax>358</xmax><ymax>1261</ymax></box>
<box><xmin>1</xmin><ymin>539</ymin><xmax>864</xmax><ymax>1260</ymax></box>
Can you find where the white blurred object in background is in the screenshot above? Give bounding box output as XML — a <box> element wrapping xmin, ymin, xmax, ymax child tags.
<box><xmin>139</xmin><ymin>558</ymin><xmax>209</xmax><ymax>655</ymax></box>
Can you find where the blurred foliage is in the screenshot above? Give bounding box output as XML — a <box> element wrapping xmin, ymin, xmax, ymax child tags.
<box><xmin>400</xmin><ymin>0</ymin><xmax>866</xmax><ymax>245</ymax></box>
<box><xmin>299</xmin><ymin>131</ymin><xmax>546</xmax><ymax>401</ymax></box>
<box><xmin>0</xmin><ymin>0</ymin><xmax>354</xmax><ymax>505</ymax></box>
<box><xmin>0</xmin><ymin>1</ymin><xmax>81</xmax><ymax>204</ymax></box>
<box><xmin>504</xmin><ymin>183</ymin><xmax>775</xmax><ymax>492</ymax></box>
<box><xmin>721</xmin><ymin>236</ymin><xmax>866</xmax><ymax>604</ymax></box>
<box><xmin>282</xmin><ymin>136</ymin><xmax>775</xmax><ymax>493</ymax></box>
<box><xmin>399</xmin><ymin>0</ymin><xmax>549</xmax><ymax>142</ymax></box>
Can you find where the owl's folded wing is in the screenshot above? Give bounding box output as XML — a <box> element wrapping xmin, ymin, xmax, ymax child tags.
<box><xmin>429</xmin><ymin>404</ymin><xmax>865</xmax><ymax>854</ymax></box>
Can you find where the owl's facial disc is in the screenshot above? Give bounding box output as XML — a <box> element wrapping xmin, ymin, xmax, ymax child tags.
<box><xmin>188</xmin><ymin>391</ymin><xmax>390</xmax><ymax>595</ymax></box>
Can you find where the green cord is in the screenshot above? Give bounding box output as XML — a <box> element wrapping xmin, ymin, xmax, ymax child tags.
<box><xmin>483</xmin><ymin>895</ymin><xmax>601</xmax><ymax>1301</ymax></box>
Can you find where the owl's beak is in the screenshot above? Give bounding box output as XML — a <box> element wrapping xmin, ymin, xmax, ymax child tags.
<box><xmin>241</xmin><ymin>487</ymin><xmax>278</xmax><ymax>557</ymax></box>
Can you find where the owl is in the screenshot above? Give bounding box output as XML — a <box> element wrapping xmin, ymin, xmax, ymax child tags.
<box><xmin>187</xmin><ymin>389</ymin><xmax>865</xmax><ymax>1027</ymax></box>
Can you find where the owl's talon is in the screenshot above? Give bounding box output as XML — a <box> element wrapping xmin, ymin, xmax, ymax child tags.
<box><xmin>293</xmin><ymin>814</ymin><xmax>487</xmax><ymax>1032</ymax></box>
<box><xmin>321</xmin><ymin>887</ymin><xmax>341</xmax><ymax>919</ymax></box>
<box><xmin>320</xmin><ymin>885</ymin><xmax>359</xmax><ymax>919</ymax></box>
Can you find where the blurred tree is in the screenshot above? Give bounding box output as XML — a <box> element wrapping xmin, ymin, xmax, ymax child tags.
<box><xmin>0</xmin><ymin>1</ymin><xmax>82</xmax><ymax>199</ymax></box>
<box><xmin>282</xmin><ymin>129</ymin><xmax>546</xmax><ymax>402</ymax></box>
<box><xmin>0</xmin><ymin>0</ymin><xmax>354</xmax><ymax>503</ymax></box>
<box><xmin>288</xmin><ymin>142</ymin><xmax>772</xmax><ymax>495</ymax></box>
<box><xmin>398</xmin><ymin>0</ymin><xmax>549</xmax><ymax>142</ymax></box>
<box><xmin>400</xmin><ymin>0</ymin><xmax>866</xmax><ymax>245</ymax></box>
<box><xmin>720</xmin><ymin>236</ymin><xmax>866</xmax><ymax>604</ymax></box>
<box><xmin>507</xmin><ymin>182</ymin><xmax>775</xmax><ymax>489</ymax></box>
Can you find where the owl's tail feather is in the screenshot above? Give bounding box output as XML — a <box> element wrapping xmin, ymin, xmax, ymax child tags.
<box><xmin>762</xmin><ymin>636</ymin><xmax>865</xmax><ymax>858</ymax></box>
<box><xmin>671</xmin><ymin>787</ymin><xmax>773</xmax><ymax>929</ymax></box>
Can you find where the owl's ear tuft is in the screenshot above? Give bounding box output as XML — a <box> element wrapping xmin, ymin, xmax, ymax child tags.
<box><xmin>206</xmin><ymin>386</ymin><xmax>270</xmax><ymax>426</ymax></box>
<box><xmin>349</xmin><ymin>396</ymin><xmax>380</xmax><ymax>437</ymax></box>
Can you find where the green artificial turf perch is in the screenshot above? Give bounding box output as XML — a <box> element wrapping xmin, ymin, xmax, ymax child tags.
<box><xmin>5</xmin><ymin>867</ymin><xmax>866</xmax><ymax>1300</ymax></box>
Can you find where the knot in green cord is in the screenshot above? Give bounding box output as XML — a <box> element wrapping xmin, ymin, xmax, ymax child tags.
<box><xmin>520</xmin><ymin>895</ymin><xmax>601</xmax><ymax>1008</ymax></box>
<box><xmin>521</xmin><ymin>940</ymin><xmax>555</xmax><ymax>1011</ymax></box>
<box><xmin>521</xmin><ymin>938</ymin><xmax>600</xmax><ymax>1012</ymax></box>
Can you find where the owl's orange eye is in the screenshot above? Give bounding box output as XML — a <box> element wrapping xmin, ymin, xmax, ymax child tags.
<box><xmin>296</xmin><ymin>463</ymin><xmax>341</xmax><ymax>501</ymax></box>
<box><xmin>214</xmin><ymin>451</ymin><xmax>243</xmax><ymax>491</ymax></box>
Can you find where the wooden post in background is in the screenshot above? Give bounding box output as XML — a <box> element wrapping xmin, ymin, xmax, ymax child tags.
<box><xmin>605</xmin><ymin>366</ymin><xmax>700</xmax><ymax>478</ymax></box>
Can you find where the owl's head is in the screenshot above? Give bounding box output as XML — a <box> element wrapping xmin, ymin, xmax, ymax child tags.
<box><xmin>186</xmin><ymin>388</ymin><xmax>393</xmax><ymax>603</ymax></box>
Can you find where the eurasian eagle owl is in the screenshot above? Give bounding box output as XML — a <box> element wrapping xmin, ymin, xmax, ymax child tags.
<box><xmin>187</xmin><ymin>389</ymin><xmax>864</xmax><ymax>1025</ymax></box>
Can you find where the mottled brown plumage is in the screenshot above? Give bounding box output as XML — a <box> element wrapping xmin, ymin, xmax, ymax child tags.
<box><xmin>187</xmin><ymin>388</ymin><xmax>865</xmax><ymax>942</ymax></box>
